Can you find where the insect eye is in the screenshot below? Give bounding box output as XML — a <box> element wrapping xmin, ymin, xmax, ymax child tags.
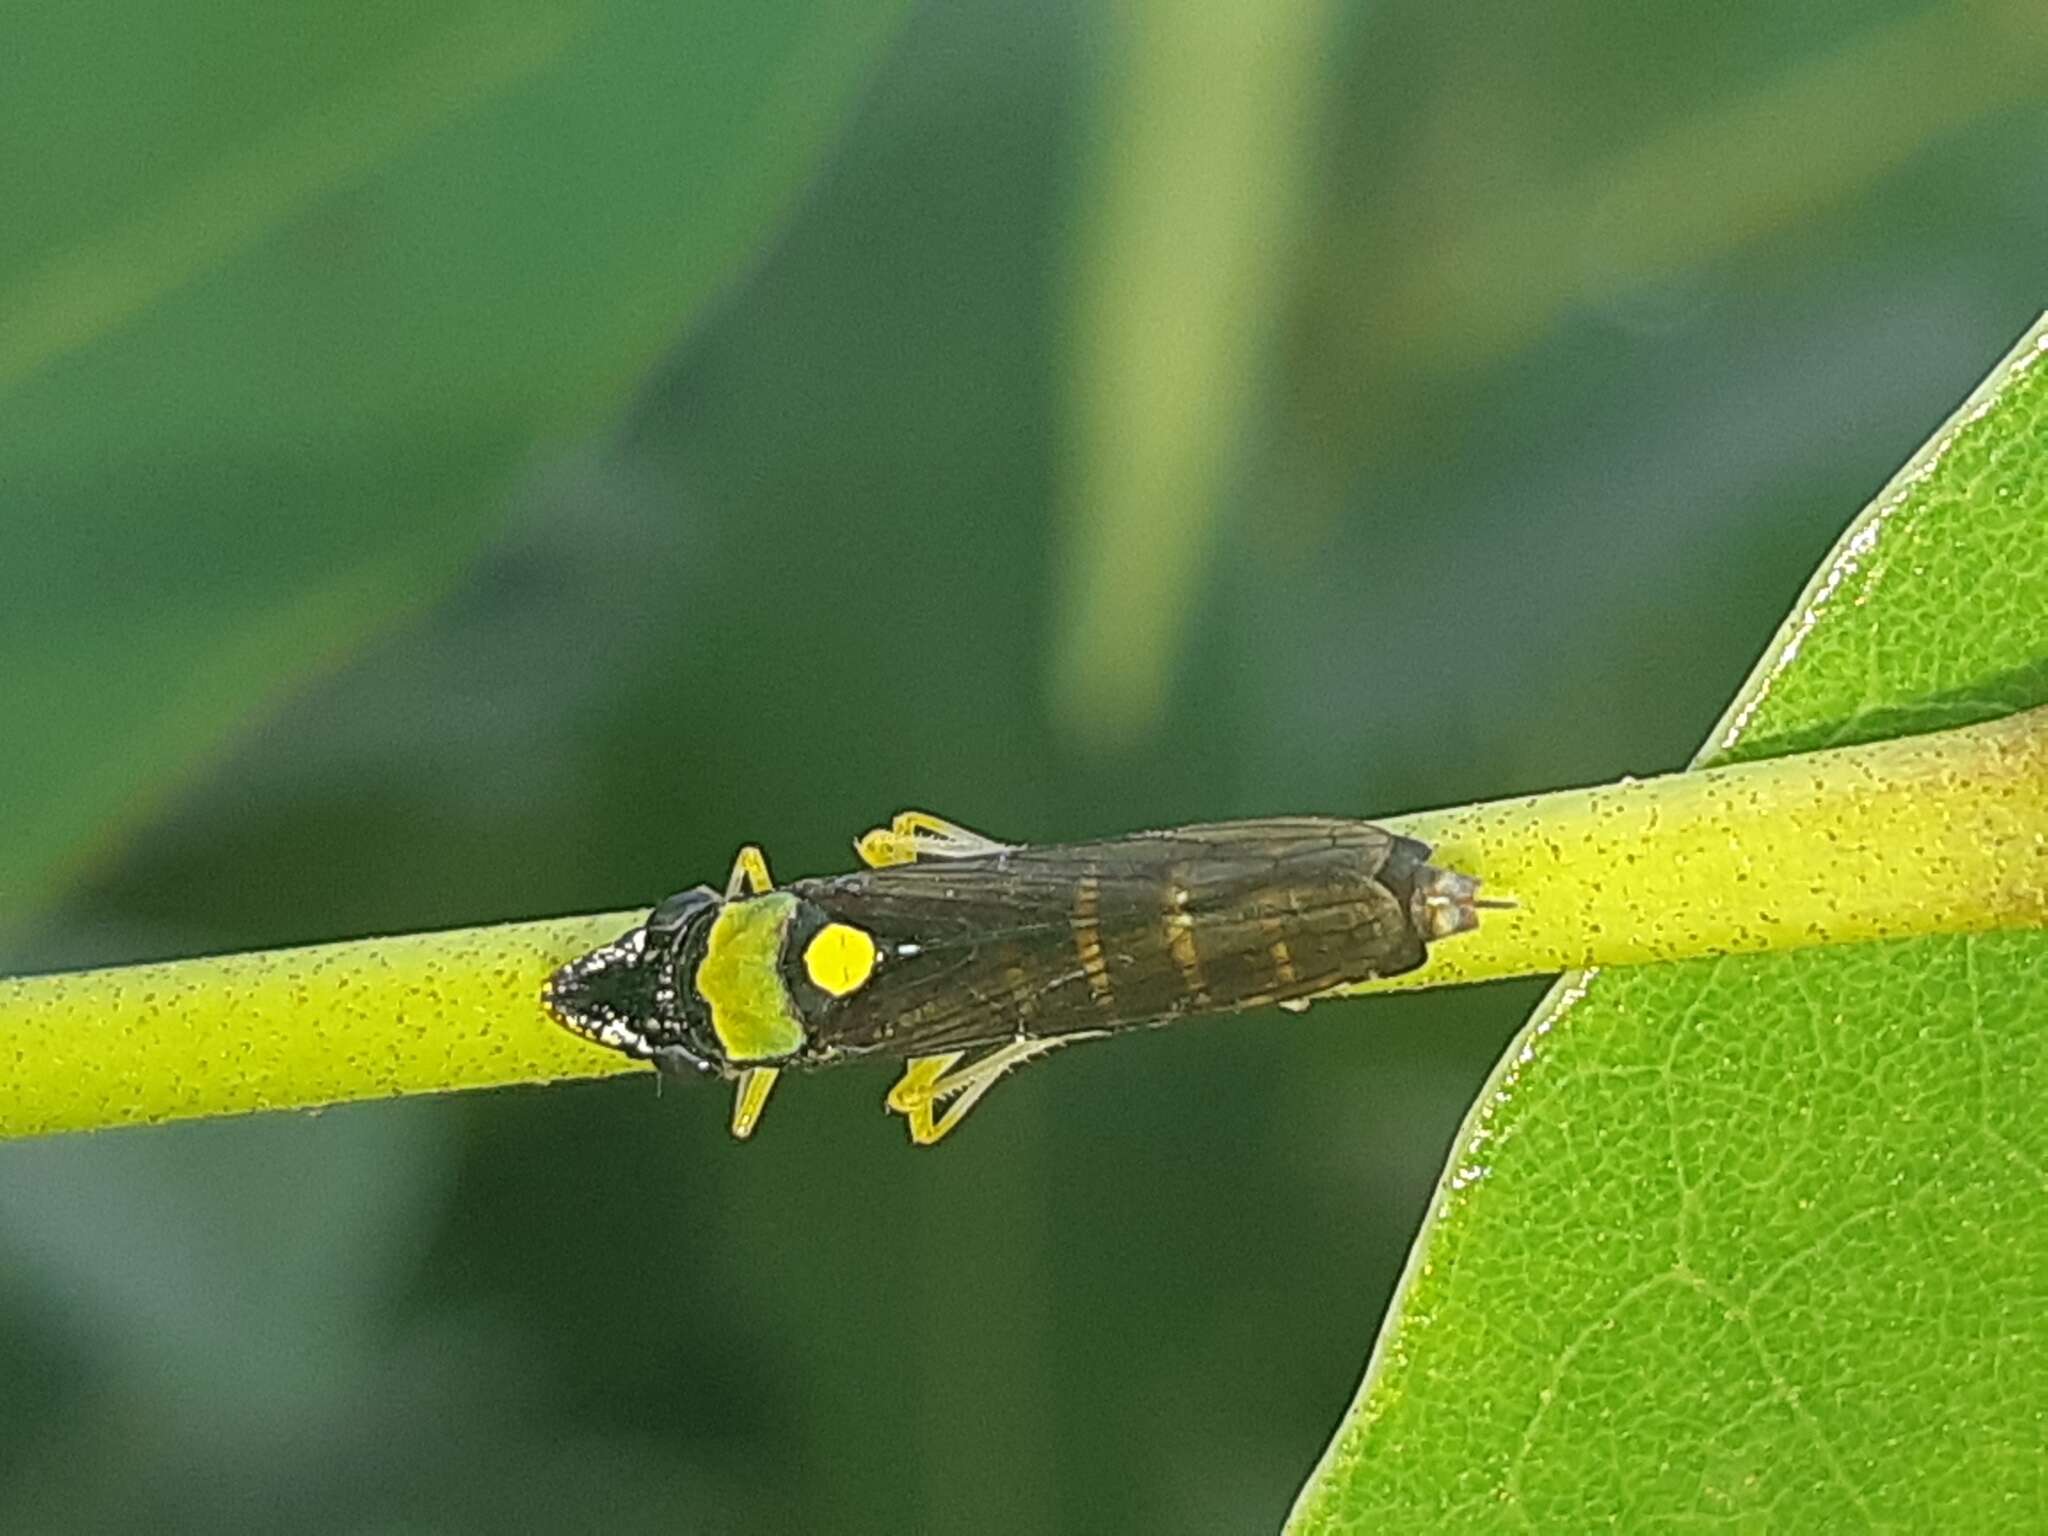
<box><xmin>646</xmin><ymin>885</ymin><xmax>719</xmax><ymax>938</ymax></box>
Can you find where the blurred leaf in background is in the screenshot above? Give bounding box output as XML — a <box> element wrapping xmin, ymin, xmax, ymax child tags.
<box><xmin>0</xmin><ymin>0</ymin><xmax>911</xmax><ymax>928</ymax></box>
<box><xmin>2</xmin><ymin>0</ymin><xmax>2044</xmax><ymax>1530</ymax></box>
<box><xmin>1294</xmin><ymin>318</ymin><xmax>2048</xmax><ymax>1531</ymax></box>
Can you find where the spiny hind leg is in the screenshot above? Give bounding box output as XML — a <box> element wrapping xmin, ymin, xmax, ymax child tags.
<box><xmin>885</xmin><ymin>1033</ymin><xmax>1100</xmax><ymax>1146</ymax></box>
<box><xmin>856</xmin><ymin>810</ymin><xmax>1013</xmax><ymax>870</ymax></box>
<box><xmin>885</xmin><ymin>1051</ymin><xmax>967</xmax><ymax>1141</ymax></box>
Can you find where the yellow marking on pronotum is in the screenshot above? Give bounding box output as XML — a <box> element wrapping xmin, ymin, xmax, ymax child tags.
<box><xmin>1165</xmin><ymin>884</ymin><xmax>1207</xmax><ymax>998</ymax></box>
<box><xmin>694</xmin><ymin>893</ymin><xmax>805</xmax><ymax>1062</ymax></box>
<box><xmin>1072</xmin><ymin>874</ymin><xmax>1113</xmax><ymax>1006</ymax></box>
<box><xmin>804</xmin><ymin>922</ymin><xmax>879</xmax><ymax>997</ymax></box>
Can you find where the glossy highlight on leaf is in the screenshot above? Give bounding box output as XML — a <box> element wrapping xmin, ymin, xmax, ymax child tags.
<box><xmin>1291</xmin><ymin>321</ymin><xmax>2048</xmax><ymax>1529</ymax></box>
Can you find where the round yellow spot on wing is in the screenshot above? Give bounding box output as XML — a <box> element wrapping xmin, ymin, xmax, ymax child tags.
<box><xmin>804</xmin><ymin>922</ymin><xmax>878</xmax><ymax>997</ymax></box>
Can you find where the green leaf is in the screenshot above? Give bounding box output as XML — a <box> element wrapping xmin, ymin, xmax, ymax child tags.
<box><xmin>1292</xmin><ymin>319</ymin><xmax>2048</xmax><ymax>1528</ymax></box>
<box><xmin>0</xmin><ymin>0</ymin><xmax>910</xmax><ymax>926</ymax></box>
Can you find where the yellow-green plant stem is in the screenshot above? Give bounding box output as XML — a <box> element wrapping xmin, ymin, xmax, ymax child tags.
<box><xmin>1365</xmin><ymin>702</ymin><xmax>2047</xmax><ymax>994</ymax></box>
<box><xmin>0</xmin><ymin>911</ymin><xmax>646</xmax><ymax>1139</ymax></box>
<box><xmin>1</xmin><ymin>707</ymin><xmax>2042</xmax><ymax>1140</ymax></box>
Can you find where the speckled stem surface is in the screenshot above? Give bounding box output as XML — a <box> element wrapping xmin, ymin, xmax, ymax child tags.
<box><xmin>1367</xmin><ymin>702</ymin><xmax>2047</xmax><ymax>992</ymax></box>
<box><xmin>0</xmin><ymin>911</ymin><xmax>644</xmax><ymax>1137</ymax></box>
<box><xmin>0</xmin><ymin>706</ymin><xmax>2041</xmax><ymax>1139</ymax></box>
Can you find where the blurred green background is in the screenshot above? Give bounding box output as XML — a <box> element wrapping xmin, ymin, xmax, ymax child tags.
<box><xmin>2</xmin><ymin>0</ymin><xmax>2043</xmax><ymax>1529</ymax></box>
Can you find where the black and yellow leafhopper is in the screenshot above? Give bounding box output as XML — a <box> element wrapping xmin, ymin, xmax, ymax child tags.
<box><xmin>543</xmin><ymin>812</ymin><xmax>1498</xmax><ymax>1144</ymax></box>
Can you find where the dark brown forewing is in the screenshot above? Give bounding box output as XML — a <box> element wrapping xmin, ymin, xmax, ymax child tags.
<box><xmin>784</xmin><ymin>818</ymin><xmax>1425</xmax><ymax>1059</ymax></box>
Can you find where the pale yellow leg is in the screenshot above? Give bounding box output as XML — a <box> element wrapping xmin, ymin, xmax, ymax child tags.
<box><xmin>855</xmin><ymin>810</ymin><xmax>1013</xmax><ymax>870</ymax></box>
<box><xmin>726</xmin><ymin>844</ymin><xmax>774</xmax><ymax>898</ymax></box>
<box><xmin>884</xmin><ymin>1033</ymin><xmax>1101</xmax><ymax>1146</ymax></box>
<box><xmin>885</xmin><ymin>1051</ymin><xmax>966</xmax><ymax>1134</ymax></box>
<box><xmin>729</xmin><ymin>1066</ymin><xmax>781</xmax><ymax>1139</ymax></box>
